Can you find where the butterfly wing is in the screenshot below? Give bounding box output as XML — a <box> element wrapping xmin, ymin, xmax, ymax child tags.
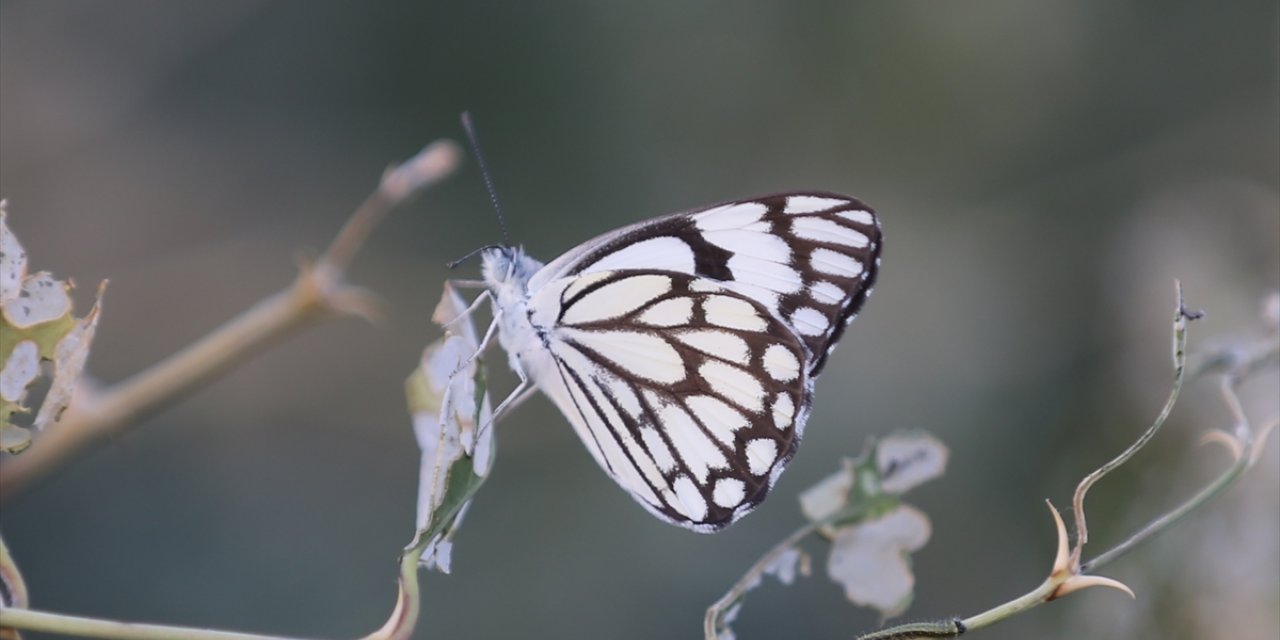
<box><xmin>525</xmin><ymin>269</ymin><xmax>811</xmax><ymax>531</ymax></box>
<box><xmin>527</xmin><ymin>192</ymin><xmax>882</xmax><ymax>375</ymax></box>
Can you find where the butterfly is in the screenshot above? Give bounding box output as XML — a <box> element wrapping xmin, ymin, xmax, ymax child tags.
<box><xmin>464</xmin><ymin>192</ymin><xmax>881</xmax><ymax>532</ymax></box>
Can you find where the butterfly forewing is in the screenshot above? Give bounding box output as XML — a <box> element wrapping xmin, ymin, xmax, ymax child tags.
<box><xmin>528</xmin><ymin>270</ymin><xmax>811</xmax><ymax>530</ymax></box>
<box><xmin>546</xmin><ymin>192</ymin><xmax>881</xmax><ymax>375</ymax></box>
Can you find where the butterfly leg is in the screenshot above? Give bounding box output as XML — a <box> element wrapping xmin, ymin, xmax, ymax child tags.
<box><xmin>440</xmin><ymin>289</ymin><xmax>491</xmax><ymax>331</ymax></box>
<box><xmin>476</xmin><ymin>355</ymin><xmax>537</xmax><ymax>439</ymax></box>
<box><xmin>446</xmin><ymin>278</ymin><xmax>488</xmax><ymax>289</ymax></box>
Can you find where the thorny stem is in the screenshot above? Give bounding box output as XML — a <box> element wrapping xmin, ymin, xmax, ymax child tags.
<box><xmin>0</xmin><ymin>140</ymin><xmax>461</xmax><ymax>502</ymax></box>
<box><xmin>854</xmin><ymin>283</ymin><xmax>1277</xmax><ymax>640</ymax></box>
<box><xmin>1070</xmin><ymin>281</ymin><xmax>1196</xmax><ymax>554</ymax></box>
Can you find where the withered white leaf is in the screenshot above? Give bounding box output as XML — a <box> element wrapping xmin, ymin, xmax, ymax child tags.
<box><xmin>827</xmin><ymin>504</ymin><xmax>932</xmax><ymax>618</ymax></box>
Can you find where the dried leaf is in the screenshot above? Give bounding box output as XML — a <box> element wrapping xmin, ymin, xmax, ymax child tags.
<box><xmin>0</xmin><ymin>208</ymin><xmax>104</xmax><ymax>442</ymax></box>
<box><xmin>761</xmin><ymin>547</ymin><xmax>810</xmax><ymax>586</ymax></box>
<box><xmin>0</xmin><ymin>423</ymin><xmax>32</xmax><ymax>455</ymax></box>
<box><xmin>2</xmin><ymin>272</ymin><xmax>72</xmax><ymax>330</ymax></box>
<box><xmin>827</xmin><ymin>504</ymin><xmax>932</xmax><ymax>618</ymax></box>
<box><xmin>799</xmin><ymin>460</ymin><xmax>855</xmax><ymax>522</ymax></box>
<box><xmin>876</xmin><ymin>433</ymin><xmax>949</xmax><ymax>494</ymax></box>
<box><xmin>0</xmin><ymin>206</ymin><xmax>26</xmax><ymax>304</ymax></box>
<box><xmin>33</xmin><ymin>285</ymin><xmax>104</xmax><ymax>430</ymax></box>
<box><xmin>1</xmin><ymin>341</ymin><xmax>40</xmax><ymax>404</ymax></box>
<box><xmin>408</xmin><ymin>283</ymin><xmax>493</xmax><ymax>572</ymax></box>
<box><xmin>714</xmin><ymin>603</ymin><xmax>742</xmax><ymax>640</ymax></box>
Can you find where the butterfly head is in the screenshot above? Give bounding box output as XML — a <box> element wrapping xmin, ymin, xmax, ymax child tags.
<box><xmin>480</xmin><ymin>245</ymin><xmax>543</xmax><ymax>293</ymax></box>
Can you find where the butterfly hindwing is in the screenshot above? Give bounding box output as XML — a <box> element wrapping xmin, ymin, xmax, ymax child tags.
<box><xmin>526</xmin><ymin>270</ymin><xmax>811</xmax><ymax>531</ymax></box>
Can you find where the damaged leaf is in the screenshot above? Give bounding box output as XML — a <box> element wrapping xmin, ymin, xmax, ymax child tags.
<box><xmin>800</xmin><ymin>433</ymin><xmax>948</xmax><ymax>619</ymax></box>
<box><xmin>876</xmin><ymin>432</ymin><xmax>949</xmax><ymax>494</ymax></box>
<box><xmin>407</xmin><ymin>283</ymin><xmax>493</xmax><ymax>572</ymax></box>
<box><xmin>827</xmin><ymin>504</ymin><xmax>932</xmax><ymax>618</ymax></box>
<box><xmin>0</xmin><ymin>207</ymin><xmax>105</xmax><ymax>452</ymax></box>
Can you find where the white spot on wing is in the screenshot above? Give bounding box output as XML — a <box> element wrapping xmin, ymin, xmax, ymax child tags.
<box><xmin>562</xmin><ymin>274</ymin><xmax>671</xmax><ymax>325</ymax></box>
<box><xmin>563</xmin><ymin>329</ymin><xmax>685</xmax><ymax>384</ymax></box>
<box><xmin>762</xmin><ymin>344</ymin><xmax>800</xmax><ymax>382</ymax></box>
<box><xmin>560</xmin><ymin>271</ymin><xmax>612</xmax><ymax>303</ymax></box>
<box><xmin>723</xmin><ymin>281</ymin><xmax>781</xmax><ymax>312</ymax></box>
<box><xmin>612</xmin><ymin>412</ymin><xmax>670</xmax><ymax>499</ymax></box>
<box><xmin>689</xmin><ymin>279</ymin><xmax>721</xmax><ymax>293</ymax></box>
<box><xmin>791</xmin><ymin>217</ymin><xmax>869</xmax><ymax>248</ymax></box>
<box><xmin>772</xmin><ymin>393</ymin><xmax>795</xmax><ymax>430</ymax></box>
<box><xmin>839</xmin><ymin>209</ymin><xmax>875</xmax><ymax>226</ymax></box>
<box><xmin>703</xmin><ymin>295</ymin><xmax>768</xmax><ymax>332</ymax></box>
<box><xmin>586</xmin><ymin>236</ymin><xmax>696</xmax><ymax>273</ymax></box>
<box><xmin>810</xmin><ymin>248</ymin><xmax>865</xmax><ymax>278</ymax></box>
<box><xmin>703</xmin><ymin>229</ymin><xmax>791</xmax><ymax>263</ymax></box>
<box><xmin>672</xmin><ymin>475</ymin><xmax>708</xmax><ymax>521</ymax></box>
<box><xmin>712</xmin><ymin>477</ymin><xmax>747</xmax><ymax>508</ymax></box>
<box><xmin>810</xmin><ymin>280</ymin><xmax>846</xmax><ymax>305</ymax></box>
<box><xmin>693</xmin><ymin>202</ymin><xmax>768</xmax><ymax>231</ymax></box>
<box><xmin>637</xmin><ymin>296</ymin><xmax>694</xmax><ymax>327</ymax></box>
<box><xmin>790</xmin><ymin>306</ymin><xmax>828</xmax><ymax>337</ymax></box>
<box><xmin>746</xmin><ymin>438</ymin><xmax>779</xmax><ymax>476</ymax></box>
<box><xmin>699</xmin><ymin>360</ymin><xmax>765</xmax><ymax>412</ymax></box>
<box><xmin>562</xmin><ymin>375</ymin><xmax>660</xmax><ymax>506</ymax></box>
<box><xmin>726</xmin><ymin>253</ymin><xmax>803</xmax><ymax>294</ymax></box>
<box><xmin>660</xmin><ymin>403</ymin><xmax>728</xmax><ymax>483</ymax></box>
<box><xmin>641</xmin><ymin>426</ymin><xmax>676</xmax><ymax>473</ymax></box>
<box><xmin>785</xmin><ymin>195</ymin><xmax>847</xmax><ymax>214</ymax></box>
<box><xmin>686</xmin><ymin>395</ymin><xmax>748</xmax><ymax>445</ymax></box>
<box><xmin>608</xmin><ymin>378</ymin><xmax>642</xmax><ymax>418</ymax></box>
<box><xmin>675</xmin><ymin>330</ymin><xmax>749</xmax><ymax>365</ymax></box>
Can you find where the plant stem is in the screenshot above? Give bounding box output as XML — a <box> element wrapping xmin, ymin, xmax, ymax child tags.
<box><xmin>0</xmin><ymin>608</ymin><xmax>307</xmax><ymax>640</ymax></box>
<box><xmin>1070</xmin><ymin>281</ymin><xmax>1193</xmax><ymax>551</ymax></box>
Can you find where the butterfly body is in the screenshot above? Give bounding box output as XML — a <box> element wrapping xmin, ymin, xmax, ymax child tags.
<box><xmin>477</xmin><ymin>193</ymin><xmax>881</xmax><ymax>532</ymax></box>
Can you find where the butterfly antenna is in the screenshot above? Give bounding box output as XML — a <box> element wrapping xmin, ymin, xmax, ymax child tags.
<box><xmin>446</xmin><ymin>243</ymin><xmax>503</xmax><ymax>270</ymax></box>
<box><xmin>461</xmin><ymin>112</ymin><xmax>511</xmax><ymax>247</ymax></box>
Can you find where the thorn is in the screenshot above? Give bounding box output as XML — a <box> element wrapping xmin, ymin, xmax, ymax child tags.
<box><xmin>1051</xmin><ymin>574</ymin><xmax>1136</xmax><ymax>601</ymax></box>
<box><xmin>1199</xmin><ymin>430</ymin><xmax>1244</xmax><ymax>461</ymax></box>
<box><xmin>1047</xmin><ymin>500</ymin><xmax>1071</xmax><ymax>578</ymax></box>
<box><xmin>1251</xmin><ymin>419</ymin><xmax>1279</xmax><ymax>468</ymax></box>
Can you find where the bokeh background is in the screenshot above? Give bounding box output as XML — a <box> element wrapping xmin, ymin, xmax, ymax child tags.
<box><xmin>2</xmin><ymin>2</ymin><xmax>1277</xmax><ymax>639</ymax></box>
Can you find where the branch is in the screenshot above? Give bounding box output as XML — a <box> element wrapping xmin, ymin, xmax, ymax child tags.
<box><xmin>0</xmin><ymin>608</ymin><xmax>308</xmax><ymax>640</ymax></box>
<box><xmin>1068</xmin><ymin>281</ymin><xmax>1198</xmax><ymax>559</ymax></box>
<box><xmin>858</xmin><ymin>283</ymin><xmax>1277</xmax><ymax>639</ymax></box>
<box><xmin>0</xmin><ymin>140</ymin><xmax>462</xmax><ymax>502</ymax></box>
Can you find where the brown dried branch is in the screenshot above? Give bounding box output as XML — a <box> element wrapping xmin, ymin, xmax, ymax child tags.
<box><xmin>0</xmin><ymin>140</ymin><xmax>461</xmax><ymax>502</ymax></box>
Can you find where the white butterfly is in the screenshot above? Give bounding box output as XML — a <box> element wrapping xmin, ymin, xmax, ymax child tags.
<box><xmin>461</xmin><ymin>192</ymin><xmax>881</xmax><ymax>532</ymax></box>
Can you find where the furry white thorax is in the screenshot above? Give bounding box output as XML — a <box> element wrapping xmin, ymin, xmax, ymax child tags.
<box><xmin>480</xmin><ymin>246</ymin><xmax>548</xmax><ymax>376</ymax></box>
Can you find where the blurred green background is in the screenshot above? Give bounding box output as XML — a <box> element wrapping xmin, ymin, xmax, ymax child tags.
<box><xmin>2</xmin><ymin>2</ymin><xmax>1277</xmax><ymax>639</ymax></box>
